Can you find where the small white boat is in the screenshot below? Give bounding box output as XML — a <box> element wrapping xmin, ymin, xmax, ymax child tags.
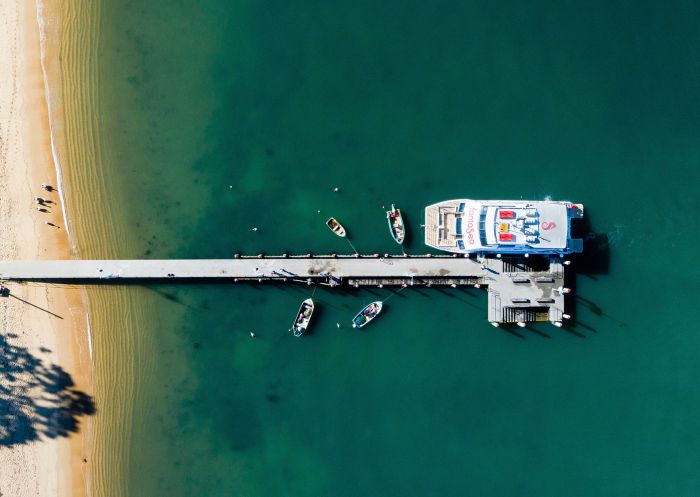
<box><xmin>291</xmin><ymin>298</ymin><xmax>315</xmax><ymax>337</ymax></box>
<box><xmin>351</xmin><ymin>301</ymin><xmax>383</xmax><ymax>329</ymax></box>
<box><xmin>386</xmin><ymin>204</ymin><xmax>405</xmax><ymax>244</ymax></box>
<box><xmin>326</xmin><ymin>217</ymin><xmax>347</xmax><ymax>237</ymax></box>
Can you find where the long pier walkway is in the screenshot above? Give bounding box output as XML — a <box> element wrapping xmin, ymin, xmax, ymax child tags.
<box><xmin>0</xmin><ymin>255</ymin><xmax>569</xmax><ymax>326</ymax></box>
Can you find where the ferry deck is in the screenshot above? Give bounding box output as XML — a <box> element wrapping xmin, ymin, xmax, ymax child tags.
<box><xmin>424</xmin><ymin>199</ymin><xmax>584</xmax><ymax>255</ymax></box>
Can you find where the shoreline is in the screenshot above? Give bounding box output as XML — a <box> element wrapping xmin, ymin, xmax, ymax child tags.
<box><xmin>35</xmin><ymin>0</ymin><xmax>76</xmax><ymax>249</ymax></box>
<box><xmin>0</xmin><ymin>0</ymin><xmax>93</xmax><ymax>496</ymax></box>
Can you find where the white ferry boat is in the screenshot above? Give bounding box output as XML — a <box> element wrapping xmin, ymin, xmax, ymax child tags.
<box><xmin>424</xmin><ymin>199</ymin><xmax>584</xmax><ymax>255</ymax></box>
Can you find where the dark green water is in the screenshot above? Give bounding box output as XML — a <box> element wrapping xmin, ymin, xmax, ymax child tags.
<box><xmin>96</xmin><ymin>1</ymin><xmax>700</xmax><ymax>495</ymax></box>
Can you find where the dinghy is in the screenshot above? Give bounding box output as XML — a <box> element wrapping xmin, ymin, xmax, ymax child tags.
<box><xmin>386</xmin><ymin>204</ymin><xmax>405</xmax><ymax>244</ymax></box>
<box><xmin>351</xmin><ymin>301</ymin><xmax>383</xmax><ymax>329</ymax></box>
<box><xmin>326</xmin><ymin>217</ymin><xmax>347</xmax><ymax>237</ymax></box>
<box><xmin>291</xmin><ymin>298</ymin><xmax>315</xmax><ymax>337</ymax></box>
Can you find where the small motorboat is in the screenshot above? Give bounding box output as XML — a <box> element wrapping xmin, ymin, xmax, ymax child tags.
<box><xmin>386</xmin><ymin>204</ymin><xmax>405</xmax><ymax>244</ymax></box>
<box><xmin>291</xmin><ymin>298</ymin><xmax>315</xmax><ymax>337</ymax></box>
<box><xmin>351</xmin><ymin>301</ymin><xmax>383</xmax><ymax>329</ymax></box>
<box><xmin>326</xmin><ymin>217</ymin><xmax>347</xmax><ymax>237</ymax></box>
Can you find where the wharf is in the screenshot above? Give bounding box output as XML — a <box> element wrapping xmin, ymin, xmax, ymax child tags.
<box><xmin>0</xmin><ymin>255</ymin><xmax>569</xmax><ymax>326</ymax></box>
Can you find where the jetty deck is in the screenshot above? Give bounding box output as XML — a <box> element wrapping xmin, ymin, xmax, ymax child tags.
<box><xmin>0</xmin><ymin>255</ymin><xmax>569</xmax><ymax>326</ymax></box>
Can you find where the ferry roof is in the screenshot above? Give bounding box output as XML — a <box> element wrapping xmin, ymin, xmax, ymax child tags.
<box><xmin>424</xmin><ymin>199</ymin><xmax>583</xmax><ymax>254</ymax></box>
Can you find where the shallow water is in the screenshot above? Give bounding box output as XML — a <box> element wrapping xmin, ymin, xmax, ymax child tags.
<box><xmin>86</xmin><ymin>1</ymin><xmax>700</xmax><ymax>495</ymax></box>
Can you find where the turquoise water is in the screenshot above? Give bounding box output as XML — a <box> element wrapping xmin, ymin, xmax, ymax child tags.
<box><xmin>95</xmin><ymin>1</ymin><xmax>700</xmax><ymax>495</ymax></box>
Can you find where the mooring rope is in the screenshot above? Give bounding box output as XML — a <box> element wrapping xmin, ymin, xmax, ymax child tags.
<box><xmin>381</xmin><ymin>285</ymin><xmax>409</xmax><ymax>304</ymax></box>
<box><xmin>346</xmin><ymin>239</ymin><xmax>359</xmax><ymax>254</ymax></box>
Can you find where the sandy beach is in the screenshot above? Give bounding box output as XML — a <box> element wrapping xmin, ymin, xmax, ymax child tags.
<box><xmin>0</xmin><ymin>0</ymin><xmax>92</xmax><ymax>496</ymax></box>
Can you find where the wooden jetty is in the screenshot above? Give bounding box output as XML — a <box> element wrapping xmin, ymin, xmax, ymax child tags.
<box><xmin>0</xmin><ymin>254</ymin><xmax>571</xmax><ymax>326</ymax></box>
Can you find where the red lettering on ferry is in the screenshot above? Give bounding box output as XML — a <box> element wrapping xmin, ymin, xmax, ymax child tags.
<box><xmin>466</xmin><ymin>207</ymin><xmax>476</xmax><ymax>244</ymax></box>
<box><xmin>542</xmin><ymin>221</ymin><xmax>556</xmax><ymax>231</ymax></box>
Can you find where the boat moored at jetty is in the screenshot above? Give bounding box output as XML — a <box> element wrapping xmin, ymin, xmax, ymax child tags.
<box><xmin>326</xmin><ymin>217</ymin><xmax>347</xmax><ymax>237</ymax></box>
<box><xmin>386</xmin><ymin>204</ymin><xmax>405</xmax><ymax>244</ymax></box>
<box><xmin>352</xmin><ymin>301</ymin><xmax>383</xmax><ymax>328</ymax></box>
<box><xmin>424</xmin><ymin>199</ymin><xmax>584</xmax><ymax>255</ymax></box>
<box><xmin>291</xmin><ymin>298</ymin><xmax>315</xmax><ymax>336</ymax></box>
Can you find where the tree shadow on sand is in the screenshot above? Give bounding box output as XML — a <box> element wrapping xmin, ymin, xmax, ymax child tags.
<box><xmin>0</xmin><ymin>333</ymin><xmax>95</xmax><ymax>447</ymax></box>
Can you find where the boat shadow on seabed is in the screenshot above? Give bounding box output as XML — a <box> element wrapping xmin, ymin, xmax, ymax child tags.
<box><xmin>0</xmin><ymin>333</ymin><xmax>95</xmax><ymax>447</ymax></box>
